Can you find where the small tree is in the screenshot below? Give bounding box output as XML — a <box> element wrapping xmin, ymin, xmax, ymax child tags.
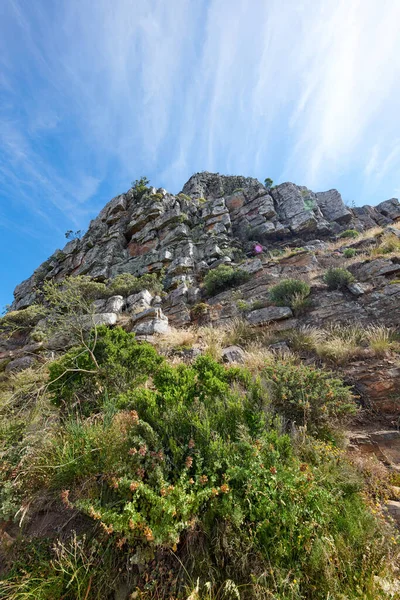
<box><xmin>264</xmin><ymin>178</ymin><xmax>274</xmax><ymax>190</ymax></box>
<box><xmin>131</xmin><ymin>176</ymin><xmax>150</xmax><ymax>199</ymax></box>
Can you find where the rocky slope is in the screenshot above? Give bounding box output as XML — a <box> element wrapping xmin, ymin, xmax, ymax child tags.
<box><xmin>11</xmin><ymin>172</ymin><xmax>400</xmax><ymax>312</ymax></box>
<box><xmin>3</xmin><ymin>172</ymin><xmax>400</xmax><ymax>419</ymax></box>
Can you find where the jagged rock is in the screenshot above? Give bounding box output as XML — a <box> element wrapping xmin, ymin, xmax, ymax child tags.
<box><xmin>376</xmin><ymin>198</ymin><xmax>400</xmax><ymax>221</ymax></box>
<box><xmin>222</xmin><ymin>345</ymin><xmax>245</xmax><ymax>363</ymax></box>
<box><xmin>315</xmin><ymin>189</ymin><xmax>352</xmax><ymax>224</ymax></box>
<box><xmin>246</xmin><ymin>306</ymin><xmax>293</xmax><ymax>325</ymax></box>
<box><xmin>9</xmin><ymin>172</ymin><xmax>400</xmax><ymax>319</ymax></box>
<box><xmin>126</xmin><ymin>290</ymin><xmax>153</xmax><ymax>313</ymax></box>
<box><xmin>105</xmin><ymin>295</ymin><xmax>124</xmax><ymax>313</ymax></box>
<box><xmin>85</xmin><ymin>313</ymin><xmax>118</xmax><ymax>327</ymax></box>
<box><xmin>347</xmin><ymin>282</ymin><xmax>369</xmax><ymax>296</ymax></box>
<box><xmin>131</xmin><ymin>307</ymin><xmax>169</xmax><ymax>335</ymax></box>
<box><xmin>271</xmin><ymin>183</ymin><xmax>321</xmax><ymax>234</ymax></box>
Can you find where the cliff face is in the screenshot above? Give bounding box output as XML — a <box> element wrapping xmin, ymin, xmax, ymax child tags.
<box><xmin>11</xmin><ymin>172</ymin><xmax>400</xmax><ymax>312</ymax></box>
<box><xmin>2</xmin><ymin>170</ymin><xmax>400</xmax><ymax>421</ymax></box>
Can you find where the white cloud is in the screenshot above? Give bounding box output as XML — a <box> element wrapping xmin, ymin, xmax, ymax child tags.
<box><xmin>1</xmin><ymin>0</ymin><xmax>400</xmax><ymax>230</ymax></box>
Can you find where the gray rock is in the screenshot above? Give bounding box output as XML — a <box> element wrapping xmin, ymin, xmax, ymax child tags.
<box><xmin>222</xmin><ymin>345</ymin><xmax>246</xmax><ymax>363</ymax></box>
<box><xmin>127</xmin><ymin>290</ymin><xmax>153</xmax><ymax>313</ymax></box>
<box><xmin>246</xmin><ymin>306</ymin><xmax>293</xmax><ymax>325</ymax></box>
<box><xmin>5</xmin><ymin>356</ymin><xmax>37</xmax><ymax>372</ymax></box>
<box><xmin>376</xmin><ymin>198</ymin><xmax>400</xmax><ymax>221</ymax></box>
<box><xmin>89</xmin><ymin>313</ymin><xmax>118</xmax><ymax>327</ymax></box>
<box><xmin>105</xmin><ymin>295</ymin><xmax>124</xmax><ymax>313</ymax></box>
<box><xmin>315</xmin><ymin>189</ymin><xmax>352</xmax><ymax>224</ymax></box>
<box><xmin>347</xmin><ymin>282</ymin><xmax>368</xmax><ymax>296</ymax></box>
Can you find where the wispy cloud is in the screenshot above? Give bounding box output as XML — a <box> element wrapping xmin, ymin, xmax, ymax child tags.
<box><xmin>1</xmin><ymin>0</ymin><xmax>400</xmax><ymax>254</ymax></box>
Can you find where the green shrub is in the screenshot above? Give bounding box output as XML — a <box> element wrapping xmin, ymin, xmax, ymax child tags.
<box><xmin>131</xmin><ymin>176</ymin><xmax>150</xmax><ymax>199</ymax></box>
<box><xmin>338</xmin><ymin>229</ymin><xmax>359</xmax><ymax>239</ymax></box>
<box><xmin>0</xmin><ymin>305</ymin><xmax>46</xmax><ymax>331</ymax></box>
<box><xmin>2</xmin><ymin>331</ymin><xmax>397</xmax><ymax>599</ymax></box>
<box><xmin>323</xmin><ymin>267</ymin><xmax>355</xmax><ymax>290</ymax></box>
<box><xmin>43</xmin><ymin>275</ymin><xmax>107</xmax><ymax>305</ymax></box>
<box><xmin>269</xmin><ymin>279</ymin><xmax>311</xmax><ymax>308</ymax></box>
<box><xmin>263</xmin><ymin>360</ymin><xmax>357</xmax><ymax>438</ymax></box>
<box><xmin>106</xmin><ymin>272</ymin><xmax>163</xmax><ymax>297</ymax></box>
<box><xmin>190</xmin><ymin>302</ymin><xmax>210</xmax><ymax>318</ymax></box>
<box><xmin>343</xmin><ymin>247</ymin><xmax>357</xmax><ymax>258</ymax></box>
<box><xmin>48</xmin><ymin>326</ymin><xmax>163</xmax><ymax>414</ymax></box>
<box><xmin>203</xmin><ymin>265</ymin><xmax>250</xmax><ymax>296</ymax></box>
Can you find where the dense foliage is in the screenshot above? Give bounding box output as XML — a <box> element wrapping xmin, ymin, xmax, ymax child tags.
<box><xmin>203</xmin><ymin>264</ymin><xmax>250</xmax><ymax>296</ymax></box>
<box><xmin>338</xmin><ymin>229</ymin><xmax>359</xmax><ymax>239</ymax></box>
<box><xmin>269</xmin><ymin>279</ymin><xmax>311</xmax><ymax>309</ymax></box>
<box><xmin>323</xmin><ymin>267</ymin><xmax>355</xmax><ymax>290</ymax></box>
<box><xmin>1</xmin><ymin>325</ymin><xmax>398</xmax><ymax>599</ymax></box>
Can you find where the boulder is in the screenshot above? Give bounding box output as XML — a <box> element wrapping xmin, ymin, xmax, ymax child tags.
<box><xmin>105</xmin><ymin>295</ymin><xmax>124</xmax><ymax>313</ymax></box>
<box><xmin>315</xmin><ymin>189</ymin><xmax>352</xmax><ymax>224</ymax></box>
<box><xmin>246</xmin><ymin>306</ymin><xmax>293</xmax><ymax>325</ymax></box>
<box><xmin>126</xmin><ymin>290</ymin><xmax>153</xmax><ymax>313</ymax></box>
<box><xmin>222</xmin><ymin>345</ymin><xmax>245</xmax><ymax>363</ymax></box>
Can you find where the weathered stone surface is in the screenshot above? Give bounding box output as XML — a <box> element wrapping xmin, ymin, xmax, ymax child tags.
<box><xmin>126</xmin><ymin>290</ymin><xmax>153</xmax><ymax>313</ymax></box>
<box><xmin>222</xmin><ymin>345</ymin><xmax>245</xmax><ymax>363</ymax></box>
<box><xmin>5</xmin><ymin>356</ymin><xmax>37</xmax><ymax>372</ymax></box>
<box><xmin>385</xmin><ymin>501</ymin><xmax>400</xmax><ymax>526</ymax></box>
<box><xmin>9</xmin><ymin>171</ymin><xmax>400</xmax><ymax>317</ymax></box>
<box><xmin>86</xmin><ymin>313</ymin><xmax>118</xmax><ymax>327</ymax></box>
<box><xmin>376</xmin><ymin>198</ymin><xmax>400</xmax><ymax>221</ymax></box>
<box><xmin>105</xmin><ymin>295</ymin><xmax>124</xmax><ymax>313</ymax></box>
<box><xmin>131</xmin><ymin>307</ymin><xmax>169</xmax><ymax>335</ymax></box>
<box><xmin>316</xmin><ymin>189</ymin><xmax>352</xmax><ymax>224</ymax></box>
<box><xmin>344</xmin><ymin>359</ymin><xmax>400</xmax><ymax>414</ymax></box>
<box><xmin>246</xmin><ymin>306</ymin><xmax>293</xmax><ymax>325</ymax></box>
<box><xmin>271</xmin><ymin>183</ymin><xmax>321</xmax><ymax>234</ymax></box>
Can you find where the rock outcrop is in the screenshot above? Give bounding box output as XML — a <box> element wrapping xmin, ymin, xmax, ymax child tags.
<box><xmin>11</xmin><ymin>172</ymin><xmax>400</xmax><ymax>313</ymax></box>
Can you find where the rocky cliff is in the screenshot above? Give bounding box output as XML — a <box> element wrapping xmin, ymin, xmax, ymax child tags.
<box><xmin>11</xmin><ymin>172</ymin><xmax>400</xmax><ymax>318</ymax></box>
<box><xmin>3</xmin><ymin>172</ymin><xmax>400</xmax><ymax>416</ymax></box>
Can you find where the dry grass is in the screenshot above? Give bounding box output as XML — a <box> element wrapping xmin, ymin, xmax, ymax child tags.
<box><xmin>327</xmin><ymin>226</ymin><xmax>383</xmax><ymax>252</ymax></box>
<box><xmin>242</xmin><ymin>342</ymin><xmax>274</xmax><ymax>372</ymax></box>
<box><xmin>289</xmin><ymin>323</ymin><xmax>397</xmax><ymax>364</ymax></box>
<box><xmin>156</xmin><ymin>326</ymin><xmax>198</xmax><ymax>351</ymax></box>
<box><xmin>364</xmin><ymin>325</ymin><xmax>395</xmax><ymax>356</ymax></box>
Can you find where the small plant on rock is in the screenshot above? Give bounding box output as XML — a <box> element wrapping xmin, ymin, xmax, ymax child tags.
<box><xmin>338</xmin><ymin>229</ymin><xmax>359</xmax><ymax>239</ymax></box>
<box><xmin>323</xmin><ymin>267</ymin><xmax>355</xmax><ymax>290</ymax></box>
<box><xmin>343</xmin><ymin>248</ymin><xmax>357</xmax><ymax>258</ymax></box>
<box><xmin>269</xmin><ymin>279</ymin><xmax>311</xmax><ymax>309</ymax></box>
<box><xmin>203</xmin><ymin>265</ymin><xmax>250</xmax><ymax>296</ymax></box>
<box><xmin>131</xmin><ymin>176</ymin><xmax>150</xmax><ymax>199</ymax></box>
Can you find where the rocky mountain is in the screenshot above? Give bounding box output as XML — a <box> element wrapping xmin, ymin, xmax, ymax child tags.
<box><xmin>2</xmin><ymin>172</ymin><xmax>400</xmax><ymax>597</ymax></box>
<box><xmin>12</xmin><ymin>172</ymin><xmax>400</xmax><ymax>313</ymax></box>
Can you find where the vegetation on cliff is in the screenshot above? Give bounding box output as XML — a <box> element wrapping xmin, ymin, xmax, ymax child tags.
<box><xmin>0</xmin><ymin>321</ymin><xmax>399</xmax><ymax>599</ymax></box>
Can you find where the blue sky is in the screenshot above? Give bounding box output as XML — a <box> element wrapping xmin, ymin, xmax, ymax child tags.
<box><xmin>1</xmin><ymin>0</ymin><xmax>400</xmax><ymax>309</ymax></box>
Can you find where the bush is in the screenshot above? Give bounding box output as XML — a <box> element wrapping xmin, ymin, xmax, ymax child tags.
<box><xmin>323</xmin><ymin>268</ymin><xmax>355</xmax><ymax>290</ymax></box>
<box><xmin>343</xmin><ymin>247</ymin><xmax>357</xmax><ymax>258</ymax></box>
<box><xmin>0</xmin><ymin>305</ymin><xmax>46</xmax><ymax>331</ymax></box>
<box><xmin>106</xmin><ymin>272</ymin><xmax>163</xmax><ymax>297</ymax></box>
<box><xmin>263</xmin><ymin>359</ymin><xmax>357</xmax><ymax>437</ymax></box>
<box><xmin>203</xmin><ymin>265</ymin><xmax>250</xmax><ymax>296</ymax></box>
<box><xmin>131</xmin><ymin>176</ymin><xmax>150</xmax><ymax>199</ymax></box>
<box><xmin>338</xmin><ymin>229</ymin><xmax>359</xmax><ymax>239</ymax></box>
<box><xmin>48</xmin><ymin>326</ymin><xmax>163</xmax><ymax>414</ymax></box>
<box><xmin>2</xmin><ymin>330</ymin><xmax>397</xmax><ymax>599</ymax></box>
<box><xmin>269</xmin><ymin>279</ymin><xmax>311</xmax><ymax>308</ymax></box>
